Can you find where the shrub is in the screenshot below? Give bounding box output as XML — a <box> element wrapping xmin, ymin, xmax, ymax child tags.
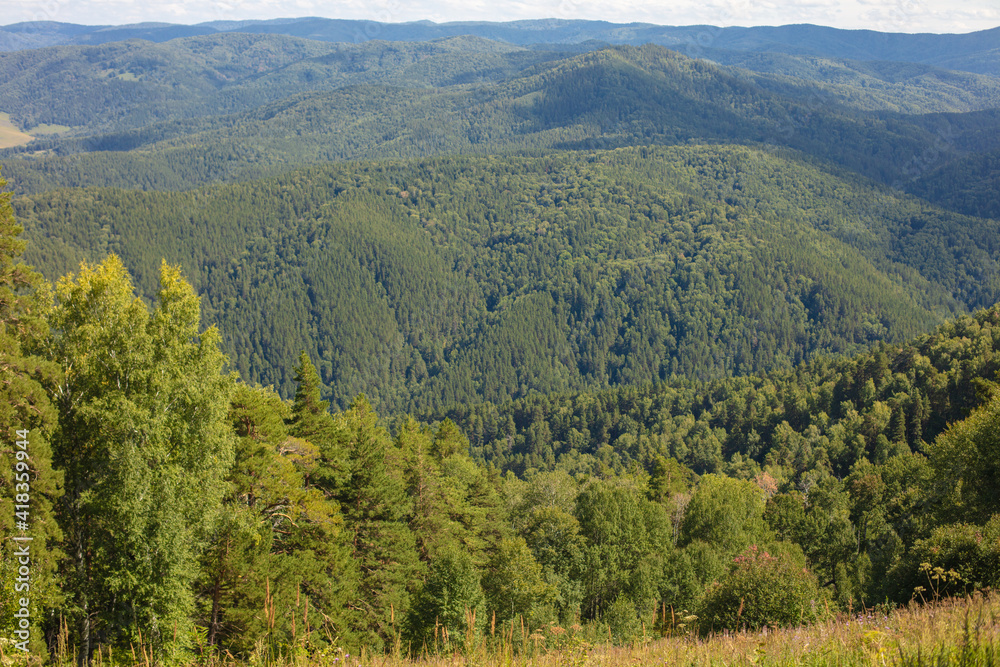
<box><xmin>697</xmin><ymin>544</ymin><xmax>829</xmax><ymax>632</ymax></box>
<box><xmin>885</xmin><ymin>516</ymin><xmax>1000</xmax><ymax>603</ymax></box>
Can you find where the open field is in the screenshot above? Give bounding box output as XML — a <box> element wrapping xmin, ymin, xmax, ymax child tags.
<box><xmin>0</xmin><ymin>112</ymin><xmax>33</xmax><ymax>148</ymax></box>
<box><xmin>28</xmin><ymin>122</ymin><xmax>73</xmax><ymax>135</ymax></box>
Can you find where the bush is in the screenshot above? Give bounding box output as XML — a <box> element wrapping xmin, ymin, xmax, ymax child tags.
<box><xmin>884</xmin><ymin>516</ymin><xmax>1000</xmax><ymax>603</ymax></box>
<box><xmin>604</xmin><ymin>595</ymin><xmax>642</xmax><ymax>644</ymax></box>
<box><xmin>697</xmin><ymin>545</ymin><xmax>829</xmax><ymax>632</ymax></box>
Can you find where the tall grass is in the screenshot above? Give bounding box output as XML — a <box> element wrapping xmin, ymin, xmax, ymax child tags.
<box><xmin>3</xmin><ymin>592</ymin><xmax>996</xmax><ymax>667</ymax></box>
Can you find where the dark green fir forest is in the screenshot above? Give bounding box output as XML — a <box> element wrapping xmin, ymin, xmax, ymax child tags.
<box><xmin>1</xmin><ymin>18</ymin><xmax>1000</xmax><ymax>665</ymax></box>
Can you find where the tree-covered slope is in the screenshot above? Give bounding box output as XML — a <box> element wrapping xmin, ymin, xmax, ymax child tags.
<box><xmin>7</xmin><ymin>162</ymin><xmax>1000</xmax><ymax>658</ymax></box>
<box><xmin>441</xmin><ymin>299</ymin><xmax>1000</xmax><ymax>477</ymax></box>
<box><xmin>9</xmin><ymin>41</ymin><xmax>1000</xmax><ymax>201</ymax></box>
<box><xmin>711</xmin><ymin>51</ymin><xmax>1000</xmax><ymax>113</ymax></box>
<box><xmin>908</xmin><ymin>148</ymin><xmax>1000</xmax><ymax>220</ymax></box>
<box><xmin>4</xmin><ymin>19</ymin><xmax>998</xmax><ymax>76</ymax></box>
<box><xmin>15</xmin><ymin>146</ymin><xmax>998</xmax><ymax>412</ymax></box>
<box><xmin>0</xmin><ymin>33</ymin><xmax>567</xmax><ymax>137</ymax></box>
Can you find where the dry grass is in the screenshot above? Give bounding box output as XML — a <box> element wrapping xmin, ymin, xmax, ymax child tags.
<box><xmin>6</xmin><ymin>592</ymin><xmax>996</xmax><ymax>667</ymax></box>
<box><xmin>0</xmin><ymin>112</ymin><xmax>34</xmax><ymax>149</ymax></box>
<box><xmin>28</xmin><ymin>123</ymin><xmax>72</xmax><ymax>136</ymax></box>
<box><xmin>254</xmin><ymin>591</ymin><xmax>1000</xmax><ymax>667</ymax></box>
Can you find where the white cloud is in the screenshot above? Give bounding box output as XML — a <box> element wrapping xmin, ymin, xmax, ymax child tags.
<box><xmin>1</xmin><ymin>0</ymin><xmax>997</xmax><ymax>32</ymax></box>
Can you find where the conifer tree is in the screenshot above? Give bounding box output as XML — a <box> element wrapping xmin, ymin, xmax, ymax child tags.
<box><xmin>199</xmin><ymin>383</ymin><xmax>356</xmax><ymax>655</ymax></box>
<box><xmin>289</xmin><ymin>351</ymin><xmax>348</xmax><ymax>489</ymax></box>
<box><xmin>0</xmin><ymin>168</ymin><xmax>63</xmax><ymax>651</ymax></box>
<box><xmin>333</xmin><ymin>396</ymin><xmax>421</xmax><ymax>650</ymax></box>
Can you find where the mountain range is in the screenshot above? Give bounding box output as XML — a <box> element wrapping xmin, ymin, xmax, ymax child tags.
<box><xmin>0</xmin><ymin>18</ymin><xmax>998</xmax><ymax>413</ymax></box>
<box><xmin>3</xmin><ymin>18</ymin><xmax>999</xmax><ymax>75</ymax></box>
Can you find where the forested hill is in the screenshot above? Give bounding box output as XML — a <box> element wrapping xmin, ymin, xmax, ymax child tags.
<box><xmin>0</xmin><ymin>34</ymin><xmax>561</xmax><ymax>136</ymax></box>
<box><xmin>2</xmin><ymin>38</ymin><xmax>998</xmax><ymax>229</ymax></box>
<box><xmin>3</xmin><ymin>19</ymin><xmax>1000</xmax><ymax>661</ymax></box>
<box><xmin>17</xmin><ymin>145</ymin><xmax>1000</xmax><ymax>411</ymax></box>
<box><xmin>3</xmin><ymin>26</ymin><xmax>999</xmax><ymax>413</ymax></box>
<box><xmin>4</xmin><ymin>170</ymin><xmax>1000</xmax><ymax>658</ymax></box>
<box><xmin>3</xmin><ymin>19</ymin><xmax>999</xmax><ymax>75</ymax></box>
<box><xmin>438</xmin><ymin>301</ymin><xmax>1000</xmax><ymax>479</ymax></box>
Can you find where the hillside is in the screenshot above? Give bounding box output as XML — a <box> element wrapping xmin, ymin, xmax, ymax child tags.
<box><xmin>2</xmin><ymin>34</ymin><xmax>998</xmax><ymax>414</ymax></box>
<box><xmin>5</xmin><ymin>41</ymin><xmax>1000</xmax><ymax>207</ymax></box>
<box><xmin>710</xmin><ymin>51</ymin><xmax>1000</xmax><ymax>113</ymax></box>
<box><xmin>16</xmin><ymin>145</ymin><xmax>999</xmax><ymax>412</ymax></box>
<box><xmin>3</xmin><ymin>18</ymin><xmax>1000</xmax><ymax>662</ymax></box>
<box><xmin>0</xmin><ymin>34</ymin><xmax>565</xmax><ymax>136</ymax></box>
<box><xmin>3</xmin><ymin>19</ymin><xmax>999</xmax><ymax>75</ymax></box>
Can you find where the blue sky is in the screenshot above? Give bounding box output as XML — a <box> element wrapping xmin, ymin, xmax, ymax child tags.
<box><xmin>3</xmin><ymin>0</ymin><xmax>998</xmax><ymax>33</ymax></box>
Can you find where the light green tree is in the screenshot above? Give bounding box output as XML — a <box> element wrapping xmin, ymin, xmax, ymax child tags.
<box><xmin>930</xmin><ymin>392</ymin><xmax>1000</xmax><ymax>523</ymax></box>
<box><xmin>405</xmin><ymin>545</ymin><xmax>486</xmax><ymax>653</ymax></box>
<box><xmin>680</xmin><ymin>474</ymin><xmax>771</xmax><ymax>557</ymax></box>
<box><xmin>481</xmin><ymin>536</ymin><xmax>555</xmax><ymax>629</ymax></box>
<box><xmin>49</xmin><ymin>256</ymin><xmax>234</xmax><ymax>664</ymax></box>
<box><xmin>575</xmin><ymin>479</ymin><xmax>674</xmax><ymax>624</ymax></box>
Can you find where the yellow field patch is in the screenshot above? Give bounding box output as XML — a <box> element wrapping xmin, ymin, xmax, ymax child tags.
<box><xmin>0</xmin><ymin>112</ymin><xmax>34</xmax><ymax>148</ymax></box>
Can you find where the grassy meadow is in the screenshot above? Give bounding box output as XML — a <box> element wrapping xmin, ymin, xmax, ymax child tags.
<box><xmin>346</xmin><ymin>594</ymin><xmax>999</xmax><ymax>667</ymax></box>
<box><xmin>8</xmin><ymin>592</ymin><xmax>987</xmax><ymax>667</ymax></box>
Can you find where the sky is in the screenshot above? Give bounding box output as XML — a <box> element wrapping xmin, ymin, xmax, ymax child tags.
<box><xmin>3</xmin><ymin>0</ymin><xmax>999</xmax><ymax>34</ymax></box>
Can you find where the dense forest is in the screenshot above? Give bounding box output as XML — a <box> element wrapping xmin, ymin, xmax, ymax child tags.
<box><xmin>1</xmin><ymin>17</ymin><xmax>1000</xmax><ymax>666</ymax></box>
<box><xmin>2</xmin><ymin>166</ymin><xmax>1000</xmax><ymax>662</ymax></box>
<box><xmin>2</xmin><ymin>37</ymin><xmax>1000</xmax><ymax>203</ymax></box>
<box><xmin>11</xmin><ymin>145</ymin><xmax>998</xmax><ymax>410</ymax></box>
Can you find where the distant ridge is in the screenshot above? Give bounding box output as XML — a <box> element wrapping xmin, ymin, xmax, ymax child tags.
<box><xmin>2</xmin><ymin>19</ymin><xmax>998</xmax><ymax>75</ymax></box>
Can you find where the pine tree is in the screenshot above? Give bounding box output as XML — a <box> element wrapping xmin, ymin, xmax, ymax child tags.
<box><xmin>334</xmin><ymin>396</ymin><xmax>421</xmax><ymax>650</ymax></box>
<box><xmin>0</xmin><ymin>167</ymin><xmax>63</xmax><ymax>652</ymax></box>
<box><xmin>288</xmin><ymin>351</ymin><xmax>348</xmax><ymax>490</ymax></box>
<box><xmin>199</xmin><ymin>383</ymin><xmax>356</xmax><ymax>655</ymax></box>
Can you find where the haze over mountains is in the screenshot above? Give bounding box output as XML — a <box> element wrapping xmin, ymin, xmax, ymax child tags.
<box><xmin>3</xmin><ymin>18</ymin><xmax>1000</xmax><ymax>75</ymax></box>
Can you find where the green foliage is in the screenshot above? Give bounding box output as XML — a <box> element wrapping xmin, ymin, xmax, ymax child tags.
<box><xmin>886</xmin><ymin>517</ymin><xmax>1000</xmax><ymax>603</ymax></box>
<box><xmin>20</xmin><ymin>145</ymin><xmax>1000</xmax><ymax>415</ymax></box>
<box><xmin>405</xmin><ymin>546</ymin><xmax>486</xmax><ymax>653</ymax></box>
<box><xmin>333</xmin><ymin>396</ymin><xmax>422</xmax><ymax>650</ymax></box>
<box><xmin>6</xmin><ymin>39</ymin><xmax>999</xmax><ymax>205</ymax></box>
<box><xmin>506</xmin><ymin>471</ymin><xmax>586</xmax><ymax>624</ymax></box>
<box><xmin>4</xmin><ymin>24</ymin><xmax>1000</xmax><ymax>659</ymax></box>
<box><xmin>198</xmin><ymin>382</ymin><xmax>355</xmax><ymax>655</ymax></box>
<box><xmin>929</xmin><ymin>392</ymin><xmax>1000</xmax><ymax>524</ymax></box>
<box><xmin>0</xmin><ymin>166</ymin><xmax>62</xmax><ymax>650</ymax></box>
<box><xmin>603</xmin><ymin>595</ymin><xmax>643</xmax><ymax>644</ymax></box>
<box><xmin>289</xmin><ymin>351</ymin><xmax>349</xmax><ymax>490</ymax></box>
<box><xmin>680</xmin><ymin>475</ymin><xmax>770</xmax><ymax>557</ymax></box>
<box><xmin>575</xmin><ymin>479</ymin><xmax>674</xmax><ymax>622</ymax></box>
<box><xmin>481</xmin><ymin>537</ymin><xmax>556</xmax><ymax>629</ymax></box>
<box><xmin>49</xmin><ymin>256</ymin><xmax>234</xmax><ymax>660</ymax></box>
<box><xmin>647</xmin><ymin>456</ymin><xmax>695</xmax><ymax>503</ymax></box>
<box><xmin>697</xmin><ymin>545</ymin><xmax>829</xmax><ymax>632</ymax></box>
<box><xmin>765</xmin><ymin>476</ymin><xmax>856</xmax><ymax>590</ymax></box>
